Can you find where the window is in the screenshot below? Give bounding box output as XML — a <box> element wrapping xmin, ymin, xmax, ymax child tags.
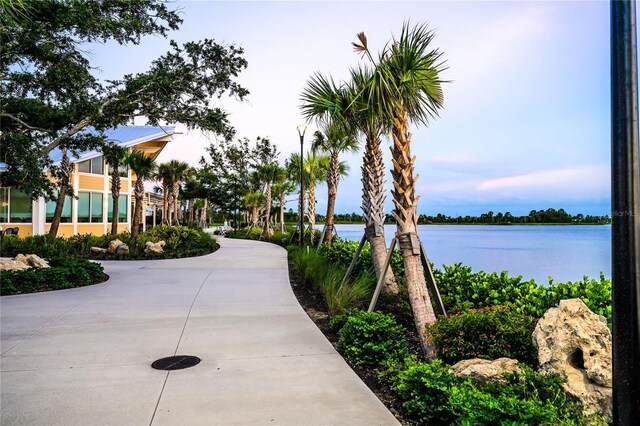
<box><xmin>108</xmin><ymin>164</ymin><xmax>128</xmax><ymax>178</ymax></box>
<box><xmin>0</xmin><ymin>188</ymin><xmax>33</xmax><ymax>223</ymax></box>
<box><xmin>46</xmin><ymin>191</ymin><xmax>72</xmax><ymax>223</ymax></box>
<box><xmin>77</xmin><ymin>192</ymin><xmax>103</xmax><ymax>223</ymax></box>
<box><xmin>77</xmin><ymin>155</ymin><xmax>104</xmax><ymax>175</ymax></box>
<box><xmin>108</xmin><ymin>194</ymin><xmax>128</xmax><ymax>223</ymax></box>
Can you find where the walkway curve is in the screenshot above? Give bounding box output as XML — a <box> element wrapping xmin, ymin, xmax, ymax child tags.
<box><xmin>1</xmin><ymin>237</ymin><xmax>399</xmax><ymax>425</ymax></box>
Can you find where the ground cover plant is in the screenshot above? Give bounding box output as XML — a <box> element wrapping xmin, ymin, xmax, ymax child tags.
<box><xmin>0</xmin><ymin>226</ymin><xmax>217</xmax><ymax>260</ymax></box>
<box><xmin>0</xmin><ymin>258</ymin><xmax>107</xmax><ymax>295</ymax></box>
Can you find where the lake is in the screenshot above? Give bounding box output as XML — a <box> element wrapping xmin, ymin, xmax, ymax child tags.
<box><xmin>330</xmin><ymin>224</ymin><xmax>611</xmax><ymax>284</ymax></box>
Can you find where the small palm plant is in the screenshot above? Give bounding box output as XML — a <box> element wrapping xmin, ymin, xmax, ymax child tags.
<box><xmin>244</xmin><ymin>191</ymin><xmax>265</xmax><ymax>230</ymax></box>
<box><xmin>257</xmin><ymin>163</ymin><xmax>281</xmax><ymax>236</ymax></box>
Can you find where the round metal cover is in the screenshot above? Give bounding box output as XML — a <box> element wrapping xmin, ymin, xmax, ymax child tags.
<box><xmin>152</xmin><ymin>355</ymin><xmax>201</xmax><ymax>371</ymax></box>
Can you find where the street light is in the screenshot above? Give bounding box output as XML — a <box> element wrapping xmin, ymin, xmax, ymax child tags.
<box><xmin>297</xmin><ymin>124</ymin><xmax>307</xmax><ymax>247</ymax></box>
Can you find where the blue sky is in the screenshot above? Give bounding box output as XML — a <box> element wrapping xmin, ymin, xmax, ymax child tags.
<box><xmin>89</xmin><ymin>1</ymin><xmax>613</xmax><ymax>216</ymax></box>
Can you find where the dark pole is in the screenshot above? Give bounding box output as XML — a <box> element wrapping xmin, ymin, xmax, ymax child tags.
<box><xmin>611</xmin><ymin>1</ymin><xmax>640</xmax><ymax>424</ymax></box>
<box><xmin>298</xmin><ymin>125</ymin><xmax>306</xmax><ymax>248</ymax></box>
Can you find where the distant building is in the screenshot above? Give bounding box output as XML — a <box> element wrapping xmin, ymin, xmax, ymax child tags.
<box><xmin>0</xmin><ymin>126</ymin><xmax>177</xmax><ymax>237</ymax></box>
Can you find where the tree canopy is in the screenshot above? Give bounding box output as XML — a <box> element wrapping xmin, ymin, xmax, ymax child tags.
<box><xmin>0</xmin><ymin>0</ymin><xmax>248</xmax><ymax>198</ymax></box>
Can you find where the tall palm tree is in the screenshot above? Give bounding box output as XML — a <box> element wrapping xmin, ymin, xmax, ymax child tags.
<box><xmin>301</xmin><ymin>71</ymin><xmax>398</xmax><ymax>293</ymax></box>
<box><xmin>354</xmin><ymin>22</ymin><xmax>446</xmax><ymax>359</ymax></box>
<box><xmin>102</xmin><ymin>143</ymin><xmax>128</xmax><ymax>235</ymax></box>
<box><xmin>303</xmin><ymin>151</ymin><xmax>329</xmax><ymax>244</ymax></box>
<box><xmin>126</xmin><ymin>150</ymin><xmax>156</xmax><ymax>239</ymax></box>
<box><xmin>272</xmin><ymin>179</ymin><xmax>296</xmax><ymax>233</ymax></box>
<box><xmin>155</xmin><ymin>163</ymin><xmax>172</xmax><ymax>225</ymax></box>
<box><xmin>257</xmin><ymin>163</ymin><xmax>280</xmax><ymax>236</ymax></box>
<box><xmin>312</xmin><ymin>124</ymin><xmax>358</xmax><ymax>245</ymax></box>
<box><xmin>159</xmin><ymin>160</ymin><xmax>190</xmax><ymax>225</ymax></box>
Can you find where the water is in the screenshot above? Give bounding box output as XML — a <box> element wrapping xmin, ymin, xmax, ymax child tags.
<box><xmin>330</xmin><ymin>224</ymin><xmax>611</xmax><ymax>284</ymax></box>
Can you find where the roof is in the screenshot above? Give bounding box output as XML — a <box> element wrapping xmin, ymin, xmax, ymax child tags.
<box><xmin>51</xmin><ymin>125</ymin><xmax>176</xmax><ymax>164</ymax></box>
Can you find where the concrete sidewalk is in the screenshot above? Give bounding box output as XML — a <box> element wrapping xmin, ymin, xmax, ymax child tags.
<box><xmin>1</xmin><ymin>237</ymin><xmax>399</xmax><ymax>425</ymax></box>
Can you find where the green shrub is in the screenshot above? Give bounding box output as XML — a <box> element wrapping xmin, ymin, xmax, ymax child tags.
<box><xmin>387</xmin><ymin>357</ymin><xmax>587</xmax><ymax>425</ymax></box>
<box><xmin>0</xmin><ymin>258</ymin><xmax>106</xmax><ymax>295</ymax></box>
<box><xmin>427</xmin><ymin>305</ymin><xmax>537</xmax><ymax>366</ymax></box>
<box><xmin>317</xmin><ymin>239</ymin><xmax>405</xmax><ymax>278</ymax></box>
<box><xmin>333</xmin><ymin>310</ymin><xmax>408</xmax><ymax>367</ymax></box>
<box><xmin>435</xmin><ymin>263</ymin><xmax>612</xmax><ymax>327</ymax></box>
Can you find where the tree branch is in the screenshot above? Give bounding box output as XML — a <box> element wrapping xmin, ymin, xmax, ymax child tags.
<box><xmin>0</xmin><ymin>112</ymin><xmax>52</xmax><ymax>133</ymax></box>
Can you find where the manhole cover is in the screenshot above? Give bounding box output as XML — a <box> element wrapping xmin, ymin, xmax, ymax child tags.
<box><xmin>152</xmin><ymin>355</ymin><xmax>201</xmax><ymax>371</ymax></box>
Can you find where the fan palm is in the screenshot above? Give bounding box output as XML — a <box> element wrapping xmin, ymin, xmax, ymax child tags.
<box><xmin>272</xmin><ymin>179</ymin><xmax>297</xmax><ymax>233</ymax></box>
<box><xmin>257</xmin><ymin>163</ymin><xmax>281</xmax><ymax>236</ymax></box>
<box><xmin>303</xmin><ymin>151</ymin><xmax>329</xmax><ymax>244</ymax></box>
<box><xmin>301</xmin><ymin>70</ymin><xmax>398</xmax><ymax>293</ymax></box>
<box><xmin>156</xmin><ymin>160</ymin><xmax>190</xmax><ymax>225</ymax></box>
<box><xmin>311</xmin><ymin>124</ymin><xmax>358</xmax><ymax>245</ymax></box>
<box><xmin>244</xmin><ymin>191</ymin><xmax>265</xmax><ymax>230</ymax></box>
<box><xmin>126</xmin><ymin>151</ymin><xmax>156</xmax><ymax>239</ymax></box>
<box><xmin>102</xmin><ymin>143</ymin><xmax>128</xmax><ymax>235</ymax></box>
<box><xmin>354</xmin><ymin>22</ymin><xmax>446</xmax><ymax>359</ymax></box>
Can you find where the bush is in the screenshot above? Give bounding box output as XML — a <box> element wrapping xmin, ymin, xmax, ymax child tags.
<box><xmin>387</xmin><ymin>357</ymin><xmax>587</xmax><ymax>425</ymax></box>
<box><xmin>427</xmin><ymin>305</ymin><xmax>538</xmax><ymax>366</ymax></box>
<box><xmin>317</xmin><ymin>238</ymin><xmax>405</xmax><ymax>279</ymax></box>
<box><xmin>332</xmin><ymin>310</ymin><xmax>409</xmax><ymax>367</ymax></box>
<box><xmin>0</xmin><ymin>258</ymin><xmax>106</xmax><ymax>295</ymax></box>
<box><xmin>435</xmin><ymin>263</ymin><xmax>612</xmax><ymax>327</ymax></box>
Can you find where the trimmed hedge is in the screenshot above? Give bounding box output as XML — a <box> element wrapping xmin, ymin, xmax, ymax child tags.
<box><xmin>1</xmin><ymin>258</ymin><xmax>106</xmax><ymax>295</ymax></box>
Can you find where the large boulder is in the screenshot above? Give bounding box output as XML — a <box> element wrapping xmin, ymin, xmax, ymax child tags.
<box><xmin>0</xmin><ymin>258</ymin><xmax>31</xmax><ymax>271</ymax></box>
<box><xmin>533</xmin><ymin>298</ymin><xmax>612</xmax><ymax>421</ymax></box>
<box><xmin>25</xmin><ymin>254</ymin><xmax>49</xmax><ymax>269</ymax></box>
<box><xmin>144</xmin><ymin>240</ymin><xmax>166</xmax><ymax>255</ymax></box>
<box><xmin>115</xmin><ymin>243</ymin><xmax>129</xmax><ymax>255</ymax></box>
<box><xmin>450</xmin><ymin>358</ymin><xmax>521</xmax><ymax>384</ymax></box>
<box><xmin>107</xmin><ymin>239</ymin><xmax>124</xmax><ymax>254</ymax></box>
<box><xmin>2</xmin><ymin>254</ymin><xmax>49</xmax><ymax>270</ymax></box>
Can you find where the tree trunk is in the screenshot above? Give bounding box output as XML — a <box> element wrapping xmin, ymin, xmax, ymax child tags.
<box><xmin>361</xmin><ymin>130</ymin><xmax>398</xmax><ymax>294</ymax></box>
<box><xmin>131</xmin><ymin>179</ymin><xmax>144</xmax><ymax>239</ymax></box>
<box><xmin>307</xmin><ymin>182</ymin><xmax>316</xmax><ymax>244</ymax></box>
<box><xmin>188</xmin><ymin>199</ymin><xmax>195</xmax><ymax>225</ymax></box>
<box><xmin>110</xmin><ymin>170</ymin><xmax>120</xmax><ymax>236</ymax></box>
<box><xmin>48</xmin><ymin>148</ymin><xmax>72</xmax><ymax>237</ymax></box>
<box><xmin>390</xmin><ymin>112</ymin><xmax>437</xmax><ymax>360</ymax></box>
<box><xmin>279</xmin><ymin>193</ymin><xmax>285</xmax><ymax>233</ymax></box>
<box><xmin>263</xmin><ymin>181</ymin><xmax>273</xmax><ymax>236</ymax></box>
<box><xmin>162</xmin><ymin>184</ymin><xmax>169</xmax><ymax>225</ymax></box>
<box><xmin>323</xmin><ymin>153</ymin><xmax>340</xmax><ymax>245</ymax></box>
<box><xmin>199</xmin><ymin>198</ymin><xmax>207</xmax><ymax>228</ymax></box>
<box><xmin>172</xmin><ymin>182</ymin><xmax>180</xmax><ymax>225</ymax></box>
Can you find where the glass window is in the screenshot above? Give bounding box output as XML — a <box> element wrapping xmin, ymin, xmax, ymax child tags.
<box><xmin>77</xmin><ymin>160</ymin><xmax>91</xmax><ymax>173</ymax></box>
<box><xmin>91</xmin><ymin>155</ymin><xmax>104</xmax><ymax>175</ymax></box>
<box><xmin>9</xmin><ymin>190</ymin><xmax>32</xmax><ymax>223</ymax></box>
<box><xmin>91</xmin><ymin>193</ymin><xmax>103</xmax><ymax>222</ymax></box>
<box><xmin>46</xmin><ymin>191</ymin><xmax>72</xmax><ymax>223</ymax></box>
<box><xmin>77</xmin><ymin>192</ymin><xmax>90</xmax><ymax>223</ymax></box>
<box><xmin>108</xmin><ymin>194</ymin><xmax>128</xmax><ymax>223</ymax></box>
<box><xmin>0</xmin><ymin>188</ymin><xmax>8</xmax><ymax>223</ymax></box>
<box><xmin>108</xmin><ymin>164</ymin><xmax>128</xmax><ymax>178</ymax></box>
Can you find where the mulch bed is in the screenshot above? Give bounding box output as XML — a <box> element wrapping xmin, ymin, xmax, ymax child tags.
<box><xmin>287</xmin><ymin>258</ymin><xmax>422</xmax><ymax>426</ymax></box>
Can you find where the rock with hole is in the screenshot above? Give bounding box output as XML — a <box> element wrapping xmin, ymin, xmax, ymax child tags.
<box><xmin>533</xmin><ymin>298</ymin><xmax>612</xmax><ymax>421</ymax></box>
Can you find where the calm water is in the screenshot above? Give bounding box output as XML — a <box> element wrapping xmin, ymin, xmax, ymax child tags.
<box><xmin>330</xmin><ymin>224</ymin><xmax>611</xmax><ymax>284</ymax></box>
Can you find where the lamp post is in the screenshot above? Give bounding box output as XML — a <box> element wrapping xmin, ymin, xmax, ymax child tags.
<box><xmin>611</xmin><ymin>1</ymin><xmax>640</xmax><ymax>423</ymax></box>
<box><xmin>297</xmin><ymin>124</ymin><xmax>307</xmax><ymax>247</ymax></box>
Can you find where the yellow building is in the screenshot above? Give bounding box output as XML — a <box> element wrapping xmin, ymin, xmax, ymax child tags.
<box><xmin>0</xmin><ymin>126</ymin><xmax>177</xmax><ymax>237</ymax></box>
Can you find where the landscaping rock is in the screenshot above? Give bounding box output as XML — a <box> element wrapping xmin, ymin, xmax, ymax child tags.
<box><xmin>115</xmin><ymin>243</ymin><xmax>129</xmax><ymax>255</ymax></box>
<box><xmin>533</xmin><ymin>298</ymin><xmax>612</xmax><ymax>421</ymax></box>
<box><xmin>107</xmin><ymin>239</ymin><xmax>124</xmax><ymax>254</ymax></box>
<box><xmin>0</xmin><ymin>258</ymin><xmax>31</xmax><ymax>271</ymax></box>
<box><xmin>450</xmin><ymin>358</ymin><xmax>521</xmax><ymax>384</ymax></box>
<box><xmin>25</xmin><ymin>254</ymin><xmax>49</xmax><ymax>269</ymax></box>
<box><xmin>91</xmin><ymin>247</ymin><xmax>108</xmax><ymax>254</ymax></box>
<box><xmin>144</xmin><ymin>240</ymin><xmax>165</xmax><ymax>255</ymax></box>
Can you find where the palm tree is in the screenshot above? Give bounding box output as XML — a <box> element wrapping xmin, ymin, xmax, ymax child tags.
<box><xmin>126</xmin><ymin>150</ymin><xmax>156</xmax><ymax>239</ymax></box>
<box><xmin>354</xmin><ymin>22</ymin><xmax>446</xmax><ymax>359</ymax></box>
<box><xmin>301</xmin><ymin>71</ymin><xmax>398</xmax><ymax>293</ymax></box>
<box><xmin>102</xmin><ymin>143</ymin><xmax>128</xmax><ymax>235</ymax></box>
<box><xmin>312</xmin><ymin>124</ymin><xmax>358</xmax><ymax>244</ymax></box>
<box><xmin>303</xmin><ymin>151</ymin><xmax>329</xmax><ymax>244</ymax></box>
<box><xmin>244</xmin><ymin>191</ymin><xmax>265</xmax><ymax>230</ymax></box>
<box><xmin>155</xmin><ymin>163</ymin><xmax>172</xmax><ymax>225</ymax></box>
<box><xmin>272</xmin><ymin>179</ymin><xmax>296</xmax><ymax>233</ymax></box>
<box><xmin>257</xmin><ymin>163</ymin><xmax>280</xmax><ymax>236</ymax></box>
<box><xmin>158</xmin><ymin>160</ymin><xmax>190</xmax><ymax>225</ymax></box>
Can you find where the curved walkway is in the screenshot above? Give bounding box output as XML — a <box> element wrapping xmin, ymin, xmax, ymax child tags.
<box><xmin>1</xmin><ymin>237</ymin><xmax>398</xmax><ymax>425</ymax></box>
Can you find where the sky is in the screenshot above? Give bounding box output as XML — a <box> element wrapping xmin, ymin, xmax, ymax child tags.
<box><xmin>89</xmin><ymin>0</ymin><xmax>614</xmax><ymax>217</ymax></box>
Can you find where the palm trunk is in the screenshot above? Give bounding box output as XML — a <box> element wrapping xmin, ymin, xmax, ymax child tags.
<box><xmin>307</xmin><ymin>182</ymin><xmax>316</xmax><ymax>244</ymax></box>
<box><xmin>172</xmin><ymin>182</ymin><xmax>180</xmax><ymax>225</ymax></box>
<box><xmin>279</xmin><ymin>193</ymin><xmax>285</xmax><ymax>233</ymax></box>
<box><xmin>199</xmin><ymin>199</ymin><xmax>207</xmax><ymax>228</ymax></box>
<box><xmin>362</xmin><ymin>130</ymin><xmax>398</xmax><ymax>294</ymax></box>
<box><xmin>188</xmin><ymin>199</ymin><xmax>195</xmax><ymax>225</ymax></box>
<box><xmin>131</xmin><ymin>179</ymin><xmax>144</xmax><ymax>239</ymax></box>
<box><xmin>323</xmin><ymin>153</ymin><xmax>340</xmax><ymax>245</ymax></box>
<box><xmin>48</xmin><ymin>148</ymin><xmax>72</xmax><ymax>237</ymax></box>
<box><xmin>110</xmin><ymin>170</ymin><xmax>120</xmax><ymax>236</ymax></box>
<box><xmin>263</xmin><ymin>182</ymin><xmax>273</xmax><ymax>236</ymax></box>
<box><xmin>162</xmin><ymin>185</ymin><xmax>169</xmax><ymax>225</ymax></box>
<box><xmin>390</xmin><ymin>112</ymin><xmax>436</xmax><ymax>360</ymax></box>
